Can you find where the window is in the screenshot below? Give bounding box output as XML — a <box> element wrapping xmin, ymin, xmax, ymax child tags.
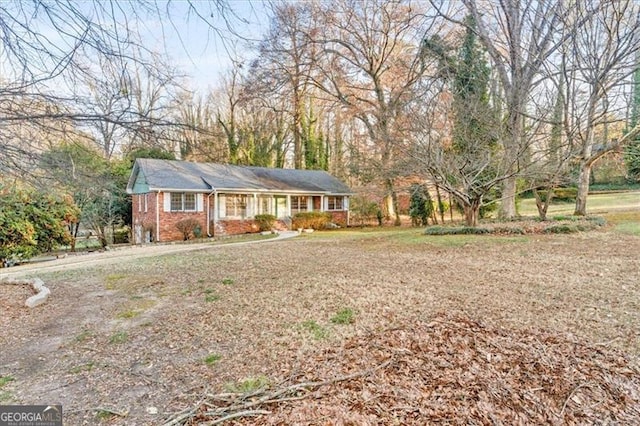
<box><xmin>327</xmin><ymin>196</ymin><xmax>343</xmax><ymax>211</ymax></box>
<box><xmin>225</xmin><ymin>194</ymin><xmax>247</xmax><ymax>217</ymax></box>
<box><xmin>184</xmin><ymin>193</ymin><xmax>196</xmax><ymax>211</ymax></box>
<box><xmin>258</xmin><ymin>196</ymin><xmax>271</xmax><ymax>215</ymax></box>
<box><xmin>170</xmin><ymin>193</ymin><xmax>182</xmax><ymax>211</ymax></box>
<box><xmin>291</xmin><ymin>196</ymin><xmax>308</xmax><ymax>214</ymax></box>
<box><xmin>170</xmin><ymin>193</ymin><xmax>197</xmax><ymax>212</ymax></box>
<box><xmin>144</xmin><ymin>194</ymin><xmax>148</xmax><ymax>212</ymax></box>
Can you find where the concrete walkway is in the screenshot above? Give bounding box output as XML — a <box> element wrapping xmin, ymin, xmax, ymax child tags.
<box><xmin>0</xmin><ymin>231</ymin><xmax>299</xmax><ymax>280</ymax></box>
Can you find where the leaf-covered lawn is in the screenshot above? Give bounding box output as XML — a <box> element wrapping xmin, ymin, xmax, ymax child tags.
<box><xmin>1</xmin><ymin>224</ymin><xmax>639</xmax><ymax>424</ymax></box>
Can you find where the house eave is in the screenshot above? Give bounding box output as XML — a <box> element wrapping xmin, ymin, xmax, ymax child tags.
<box><xmin>129</xmin><ymin>187</ymin><xmax>353</xmax><ymax>196</ymax></box>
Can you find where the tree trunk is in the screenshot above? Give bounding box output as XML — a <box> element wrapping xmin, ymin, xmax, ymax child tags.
<box><xmin>435</xmin><ymin>184</ymin><xmax>443</xmax><ymax>224</ymax></box>
<box><xmin>463</xmin><ymin>200</ymin><xmax>480</xmax><ymax>227</ymax></box>
<box><xmin>500</xmin><ymin>177</ymin><xmax>517</xmax><ymax>219</ymax></box>
<box><xmin>389</xmin><ymin>181</ymin><xmax>401</xmax><ymax>226</ymax></box>
<box><xmin>574</xmin><ymin>162</ymin><xmax>592</xmax><ymax>216</ymax></box>
<box><xmin>533</xmin><ymin>188</ymin><xmax>554</xmax><ymax>221</ymax></box>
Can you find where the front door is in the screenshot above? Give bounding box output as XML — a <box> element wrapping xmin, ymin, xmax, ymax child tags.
<box><xmin>275</xmin><ymin>196</ymin><xmax>287</xmax><ymax>218</ymax></box>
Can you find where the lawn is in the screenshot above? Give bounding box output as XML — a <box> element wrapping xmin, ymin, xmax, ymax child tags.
<box><xmin>0</xmin><ymin>208</ymin><xmax>639</xmax><ymax>424</ymax></box>
<box><xmin>518</xmin><ymin>190</ymin><xmax>639</xmax><ymax>216</ymax></box>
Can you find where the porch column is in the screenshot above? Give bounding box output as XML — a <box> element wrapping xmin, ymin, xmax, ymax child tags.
<box><xmin>253</xmin><ymin>193</ymin><xmax>258</xmax><ymax>216</ymax></box>
<box><xmin>286</xmin><ymin>194</ymin><xmax>291</xmax><ymax>216</ymax></box>
<box><xmin>214</xmin><ymin>192</ymin><xmax>219</xmax><ymax>221</ymax></box>
<box><xmin>320</xmin><ymin>195</ymin><xmax>325</xmax><ymax>212</ymax></box>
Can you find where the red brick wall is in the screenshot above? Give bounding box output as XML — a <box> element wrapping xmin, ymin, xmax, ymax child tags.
<box><xmin>158</xmin><ymin>210</ymin><xmax>207</xmax><ymax>241</ymax></box>
<box><xmin>213</xmin><ymin>219</ymin><xmax>260</xmax><ymax>236</ymax></box>
<box><xmin>132</xmin><ymin>192</ymin><xmax>208</xmax><ymax>242</ymax></box>
<box><xmin>132</xmin><ymin>192</ymin><xmax>349</xmax><ymax>242</ymax></box>
<box><xmin>329</xmin><ymin>211</ymin><xmax>349</xmax><ymax>226</ymax></box>
<box><xmin>132</xmin><ymin>193</ymin><xmax>159</xmax><ymax>243</ymax></box>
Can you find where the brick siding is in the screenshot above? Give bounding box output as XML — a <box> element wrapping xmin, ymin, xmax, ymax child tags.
<box><xmin>132</xmin><ymin>192</ymin><xmax>350</xmax><ymax>242</ymax></box>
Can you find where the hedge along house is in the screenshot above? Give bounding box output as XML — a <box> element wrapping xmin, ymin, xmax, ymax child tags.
<box><xmin>126</xmin><ymin>158</ymin><xmax>353</xmax><ymax>243</ymax></box>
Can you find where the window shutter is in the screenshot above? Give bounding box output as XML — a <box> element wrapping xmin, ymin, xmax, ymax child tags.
<box><xmin>197</xmin><ymin>193</ymin><xmax>204</xmax><ymax>212</ymax></box>
<box><xmin>163</xmin><ymin>192</ymin><xmax>171</xmax><ymax>212</ymax></box>
<box><xmin>343</xmin><ymin>196</ymin><xmax>349</xmax><ymax>211</ymax></box>
<box><xmin>218</xmin><ymin>195</ymin><xmax>226</xmax><ymax>218</ymax></box>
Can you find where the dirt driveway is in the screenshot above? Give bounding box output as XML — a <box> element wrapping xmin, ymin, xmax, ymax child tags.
<box><xmin>0</xmin><ymin>231</ymin><xmax>298</xmax><ymax>280</ymax></box>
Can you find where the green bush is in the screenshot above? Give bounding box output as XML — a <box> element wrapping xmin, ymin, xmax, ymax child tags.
<box><xmin>254</xmin><ymin>214</ymin><xmax>277</xmax><ymax>232</ymax></box>
<box><xmin>175</xmin><ymin>218</ymin><xmax>200</xmax><ymax>240</ymax></box>
<box><xmin>553</xmin><ymin>187</ymin><xmax>578</xmax><ymax>202</ymax></box>
<box><xmin>424</xmin><ymin>226</ymin><xmax>491</xmax><ymax>235</ymax></box>
<box><xmin>350</xmin><ymin>195</ymin><xmax>381</xmax><ymax>226</ymax></box>
<box><xmin>292</xmin><ymin>212</ymin><xmax>332</xmax><ymax>230</ymax></box>
<box><xmin>113</xmin><ymin>227</ymin><xmax>130</xmax><ymax>244</ymax></box>
<box><xmin>544</xmin><ymin>224</ymin><xmax>578</xmax><ymax>234</ymax></box>
<box><xmin>0</xmin><ymin>186</ymin><xmax>78</xmax><ymax>265</ymax></box>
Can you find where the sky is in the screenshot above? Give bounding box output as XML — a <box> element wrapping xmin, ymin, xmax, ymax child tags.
<box><xmin>150</xmin><ymin>1</ymin><xmax>270</xmax><ymax>93</ymax></box>
<box><xmin>0</xmin><ymin>0</ymin><xmax>270</xmax><ymax>96</ymax></box>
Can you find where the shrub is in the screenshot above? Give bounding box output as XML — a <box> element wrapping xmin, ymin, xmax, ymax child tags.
<box><xmin>553</xmin><ymin>187</ymin><xmax>578</xmax><ymax>202</ymax></box>
<box><xmin>254</xmin><ymin>214</ymin><xmax>277</xmax><ymax>231</ymax></box>
<box><xmin>350</xmin><ymin>195</ymin><xmax>381</xmax><ymax>226</ymax></box>
<box><xmin>424</xmin><ymin>226</ymin><xmax>491</xmax><ymax>235</ymax></box>
<box><xmin>544</xmin><ymin>224</ymin><xmax>578</xmax><ymax>234</ymax></box>
<box><xmin>292</xmin><ymin>212</ymin><xmax>332</xmax><ymax>230</ymax></box>
<box><xmin>0</xmin><ymin>186</ymin><xmax>78</xmax><ymax>265</ymax></box>
<box><xmin>175</xmin><ymin>218</ymin><xmax>200</xmax><ymax>240</ymax></box>
<box><xmin>113</xmin><ymin>227</ymin><xmax>130</xmax><ymax>244</ymax></box>
<box><xmin>409</xmin><ymin>183</ymin><xmax>434</xmax><ymax>226</ymax></box>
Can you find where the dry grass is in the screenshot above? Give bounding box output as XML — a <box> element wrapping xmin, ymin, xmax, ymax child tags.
<box><xmin>0</xmin><ymin>215</ymin><xmax>639</xmax><ymax>424</ymax></box>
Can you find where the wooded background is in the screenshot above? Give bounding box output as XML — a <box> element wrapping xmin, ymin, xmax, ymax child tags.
<box><xmin>1</xmin><ymin>0</ymin><xmax>639</xmax><ymax>249</ymax></box>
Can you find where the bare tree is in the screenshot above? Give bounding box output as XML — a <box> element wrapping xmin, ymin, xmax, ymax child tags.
<box><xmin>429</xmin><ymin>0</ymin><xmax>574</xmax><ymax>219</ymax></box>
<box><xmin>313</xmin><ymin>0</ymin><xmax>430</xmax><ymax>225</ymax></box>
<box><xmin>248</xmin><ymin>2</ymin><xmax>320</xmax><ymax>169</ymax></box>
<box><xmin>563</xmin><ymin>0</ymin><xmax>640</xmax><ymax>215</ymax></box>
<box><xmin>0</xmin><ymin>1</ymin><xmax>236</xmax><ymax>175</ymax></box>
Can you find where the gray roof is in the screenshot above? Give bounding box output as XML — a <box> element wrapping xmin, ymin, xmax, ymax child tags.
<box><xmin>126</xmin><ymin>159</ymin><xmax>353</xmax><ymax>195</ymax></box>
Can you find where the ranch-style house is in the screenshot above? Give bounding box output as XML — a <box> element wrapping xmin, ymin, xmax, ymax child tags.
<box><xmin>126</xmin><ymin>158</ymin><xmax>353</xmax><ymax>243</ymax></box>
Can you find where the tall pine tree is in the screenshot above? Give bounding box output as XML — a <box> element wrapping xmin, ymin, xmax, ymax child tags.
<box><xmin>624</xmin><ymin>61</ymin><xmax>640</xmax><ymax>182</ymax></box>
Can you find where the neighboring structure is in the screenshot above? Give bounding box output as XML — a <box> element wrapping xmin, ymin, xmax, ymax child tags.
<box><xmin>126</xmin><ymin>159</ymin><xmax>353</xmax><ymax>243</ymax></box>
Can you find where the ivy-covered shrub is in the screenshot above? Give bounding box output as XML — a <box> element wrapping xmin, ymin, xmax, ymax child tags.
<box><xmin>175</xmin><ymin>218</ymin><xmax>200</xmax><ymax>240</ymax></box>
<box><xmin>254</xmin><ymin>214</ymin><xmax>277</xmax><ymax>232</ymax></box>
<box><xmin>292</xmin><ymin>212</ymin><xmax>332</xmax><ymax>230</ymax></box>
<box><xmin>0</xmin><ymin>186</ymin><xmax>79</xmax><ymax>265</ymax></box>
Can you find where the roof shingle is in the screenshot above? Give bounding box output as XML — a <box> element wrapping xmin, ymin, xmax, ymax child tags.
<box><xmin>127</xmin><ymin>159</ymin><xmax>353</xmax><ymax>195</ymax></box>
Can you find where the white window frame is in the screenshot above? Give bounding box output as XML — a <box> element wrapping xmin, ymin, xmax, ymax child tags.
<box><xmin>170</xmin><ymin>192</ymin><xmax>198</xmax><ymax>212</ymax></box>
<box><xmin>258</xmin><ymin>196</ymin><xmax>272</xmax><ymax>215</ymax></box>
<box><xmin>224</xmin><ymin>194</ymin><xmax>248</xmax><ymax>218</ymax></box>
<box><xmin>327</xmin><ymin>196</ymin><xmax>344</xmax><ymax>211</ymax></box>
<box><xmin>291</xmin><ymin>196</ymin><xmax>309</xmax><ymax>214</ymax></box>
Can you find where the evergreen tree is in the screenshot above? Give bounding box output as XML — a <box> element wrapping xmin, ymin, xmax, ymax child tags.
<box><xmin>302</xmin><ymin>105</ymin><xmax>329</xmax><ymax>170</ymax></box>
<box><xmin>421</xmin><ymin>15</ymin><xmax>499</xmax><ymax>226</ymax></box>
<box><xmin>409</xmin><ymin>183</ymin><xmax>434</xmax><ymax>227</ymax></box>
<box><xmin>624</xmin><ymin>63</ymin><xmax>640</xmax><ymax>182</ymax></box>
